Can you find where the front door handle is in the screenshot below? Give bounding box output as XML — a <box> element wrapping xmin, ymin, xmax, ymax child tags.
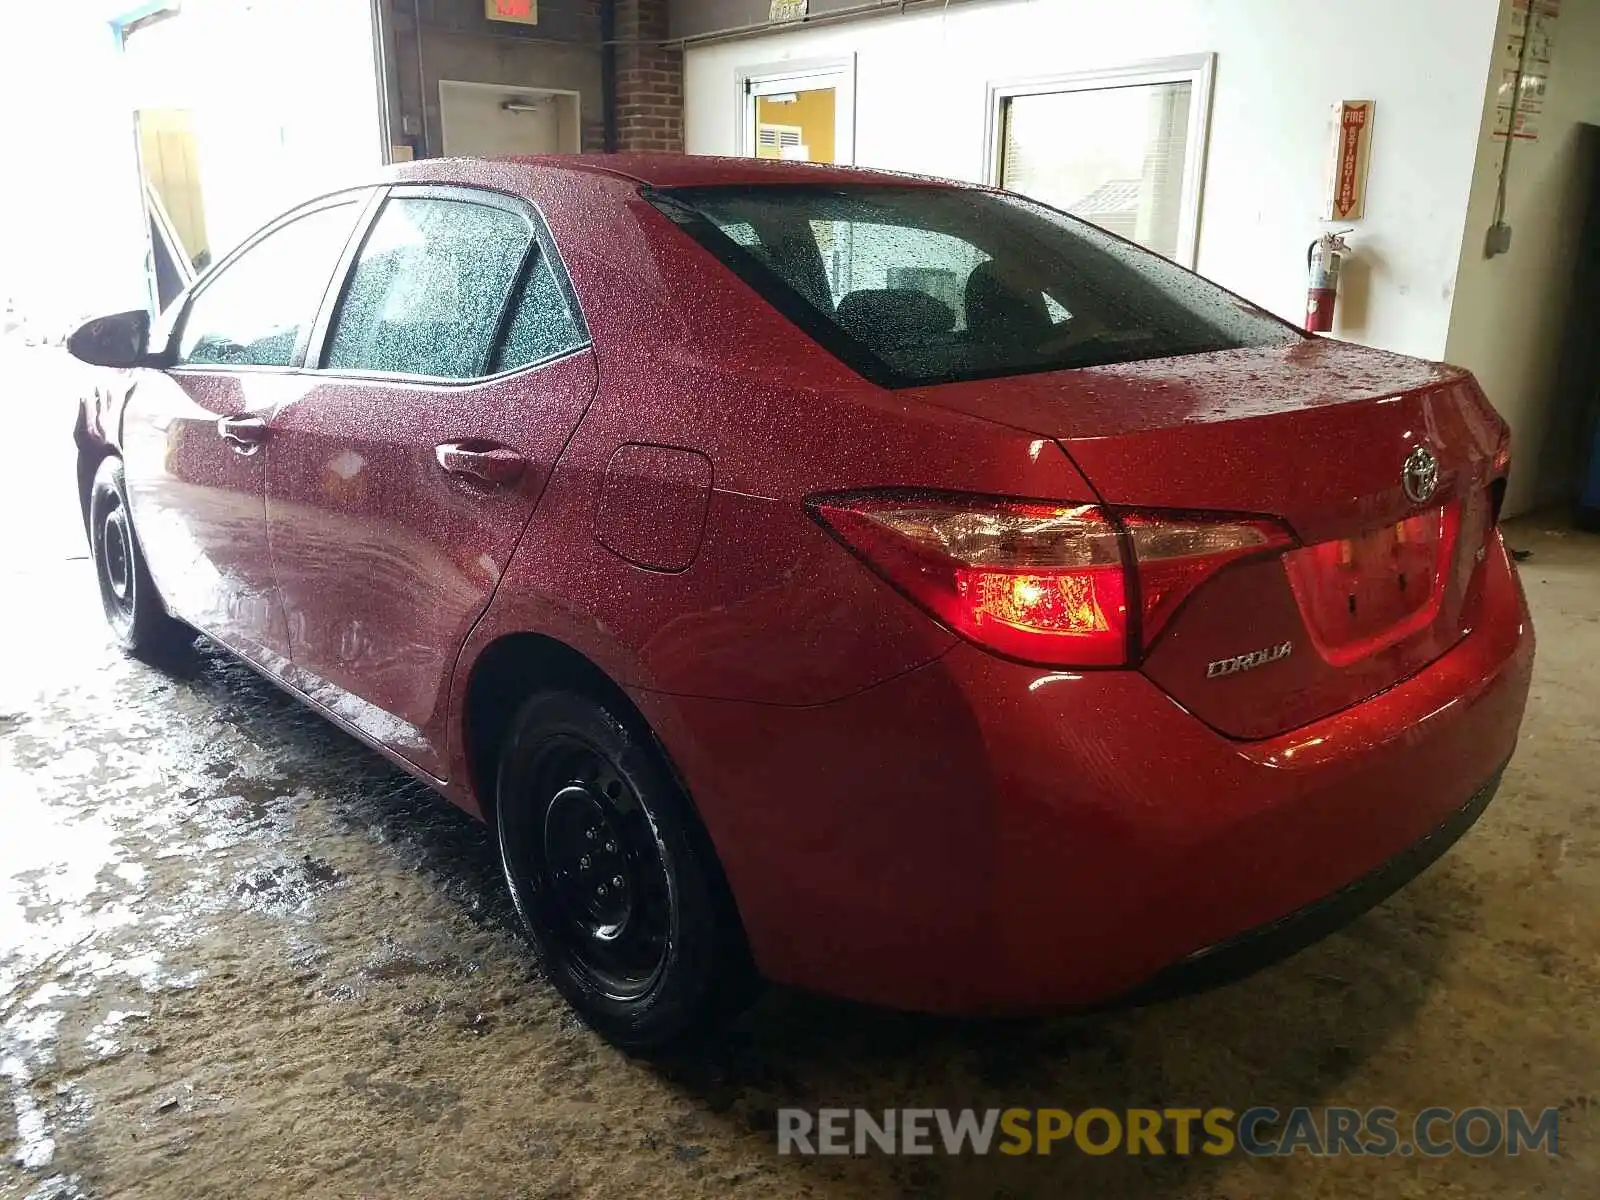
<box><xmin>218</xmin><ymin>414</ymin><xmax>268</xmax><ymax>455</ymax></box>
<box><xmin>435</xmin><ymin>441</ymin><xmax>527</xmax><ymax>488</ymax></box>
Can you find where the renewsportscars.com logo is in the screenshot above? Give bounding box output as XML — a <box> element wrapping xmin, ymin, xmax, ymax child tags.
<box><xmin>777</xmin><ymin>1106</ymin><xmax>1560</xmax><ymax>1158</ymax></box>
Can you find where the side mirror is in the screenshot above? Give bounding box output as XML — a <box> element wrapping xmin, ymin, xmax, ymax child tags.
<box><xmin>67</xmin><ymin>310</ymin><xmax>153</xmax><ymax>369</ymax></box>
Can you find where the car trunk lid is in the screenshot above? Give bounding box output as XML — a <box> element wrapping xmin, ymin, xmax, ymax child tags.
<box><xmin>907</xmin><ymin>339</ymin><xmax>1506</xmax><ymax>738</ymax></box>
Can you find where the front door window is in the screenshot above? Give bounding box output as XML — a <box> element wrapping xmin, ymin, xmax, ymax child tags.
<box><xmin>175</xmin><ymin>202</ymin><xmax>362</xmax><ymax>367</ymax></box>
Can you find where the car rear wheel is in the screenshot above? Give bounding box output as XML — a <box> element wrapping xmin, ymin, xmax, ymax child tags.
<box><xmin>495</xmin><ymin>690</ymin><xmax>755</xmax><ymax>1049</ymax></box>
<box><xmin>89</xmin><ymin>457</ymin><xmax>193</xmax><ymax>661</ymax></box>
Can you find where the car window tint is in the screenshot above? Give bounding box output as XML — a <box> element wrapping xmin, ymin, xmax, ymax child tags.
<box><xmin>176</xmin><ymin>203</ymin><xmax>359</xmax><ymax>368</ymax></box>
<box><xmin>652</xmin><ymin>185</ymin><xmax>1298</xmax><ymax>389</ymax></box>
<box><xmin>490</xmin><ymin>250</ymin><xmax>586</xmax><ymax>372</ymax></box>
<box><xmin>325</xmin><ymin>197</ymin><xmax>531</xmax><ymax>379</ymax></box>
<box><xmin>807</xmin><ymin>218</ymin><xmax>988</xmax><ymax>323</ymax></box>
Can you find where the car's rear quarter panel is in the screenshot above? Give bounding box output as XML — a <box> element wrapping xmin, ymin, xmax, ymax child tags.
<box><xmin>446</xmin><ymin>168</ymin><xmax>1101</xmax><ymax>964</ymax></box>
<box><xmin>457</xmin><ymin>170</ymin><xmax>1098</xmax><ymax>705</ymax></box>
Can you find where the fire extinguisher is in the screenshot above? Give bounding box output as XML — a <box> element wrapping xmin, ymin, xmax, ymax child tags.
<box><xmin>1305</xmin><ymin>231</ymin><xmax>1351</xmax><ymax>333</ymax></box>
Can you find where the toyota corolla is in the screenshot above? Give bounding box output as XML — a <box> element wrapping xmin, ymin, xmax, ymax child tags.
<box><xmin>67</xmin><ymin>155</ymin><xmax>1534</xmax><ymax>1048</ymax></box>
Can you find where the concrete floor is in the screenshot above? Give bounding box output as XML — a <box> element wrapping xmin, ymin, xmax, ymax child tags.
<box><xmin>2</xmin><ymin>341</ymin><xmax>1597</xmax><ymax>1198</ymax></box>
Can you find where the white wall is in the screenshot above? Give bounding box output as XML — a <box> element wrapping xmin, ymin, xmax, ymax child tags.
<box><xmin>1446</xmin><ymin>0</ymin><xmax>1600</xmax><ymax>516</ymax></box>
<box><xmin>686</xmin><ymin>0</ymin><xmax>1502</xmax><ymax>359</ymax></box>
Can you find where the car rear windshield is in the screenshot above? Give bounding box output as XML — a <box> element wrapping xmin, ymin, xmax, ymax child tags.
<box><xmin>648</xmin><ymin>184</ymin><xmax>1299</xmax><ymax>389</ymax></box>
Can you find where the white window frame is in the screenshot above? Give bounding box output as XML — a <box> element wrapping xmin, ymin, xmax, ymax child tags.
<box><xmin>734</xmin><ymin>54</ymin><xmax>857</xmax><ymax>166</ymax></box>
<box><xmin>983</xmin><ymin>54</ymin><xmax>1216</xmax><ymax>268</ymax></box>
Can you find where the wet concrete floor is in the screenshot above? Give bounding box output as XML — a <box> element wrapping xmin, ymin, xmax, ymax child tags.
<box><xmin>2</xmin><ymin>343</ymin><xmax>1598</xmax><ymax>1198</ymax></box>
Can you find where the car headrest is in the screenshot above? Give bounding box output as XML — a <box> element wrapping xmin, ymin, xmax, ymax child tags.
<box><xmin>964</xmin><ymin>259</ymin><xmax>1052</xmax><ymax>343</ymax></box>
<box><xmin>835</xmin><ymin>288</ymin><xmax>956</xmax><ymax>347</ymax></box>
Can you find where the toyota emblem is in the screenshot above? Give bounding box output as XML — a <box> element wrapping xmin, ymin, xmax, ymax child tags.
<box><xmin>1402</xmin><ymin>445</ymin><xmax>1439</xmax><ymax>504</ymax></box>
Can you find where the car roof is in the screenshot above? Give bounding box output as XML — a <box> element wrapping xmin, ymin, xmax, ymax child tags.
<box><xmin>391</xmin><ymin>153</ymin><xmax>955</xmax><ymax>191</ymax></box>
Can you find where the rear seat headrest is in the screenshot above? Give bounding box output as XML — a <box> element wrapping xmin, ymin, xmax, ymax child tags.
<box><xmin>834</xmin><ymin>288</ymin><xmax>955</xmax><ymax>347</ymax></box>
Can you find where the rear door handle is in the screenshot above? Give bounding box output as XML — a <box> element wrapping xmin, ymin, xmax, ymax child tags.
<box><xmin>218</xmin><ymin>414</ymin><xmax>268</xmax><ymax>455</ymax></box>
<box><xmin>435</xmin><ymin>441</ymin><xmax>527</xmax><ymax>488</ymax></box>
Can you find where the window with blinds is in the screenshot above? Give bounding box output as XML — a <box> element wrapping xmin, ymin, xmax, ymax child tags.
<box><xmin>997</xmin><ymin>68</ymin><xmax>1206</xmax><ymax>265</ymax></box>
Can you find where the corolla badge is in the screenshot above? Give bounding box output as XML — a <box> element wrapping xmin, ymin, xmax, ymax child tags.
<box><xmin>1402</xmin><ymin>445</ymin><xmax>1439</xmax><ymax>504</ymax></box>
<box><xmin>1206</xmin><ymin>641</ymin><xmax>1294</xmax><ymax>679</ymax></box>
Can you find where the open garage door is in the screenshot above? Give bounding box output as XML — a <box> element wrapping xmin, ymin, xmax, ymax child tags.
<box><xmin>118</xmin><ymin>0</ymin><xmax>387</xmax><ymax>308</ymax></box>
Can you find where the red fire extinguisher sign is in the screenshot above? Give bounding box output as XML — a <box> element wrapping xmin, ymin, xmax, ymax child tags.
<box><xmin>1326</xmin><ymin>101</ymin><xmax>1375</xmax><ymax>222</ymax></box>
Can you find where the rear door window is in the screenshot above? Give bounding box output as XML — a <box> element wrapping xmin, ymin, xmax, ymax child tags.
<box><xmin>491</xmin><ymin>251</ymin><xmax>587</xmax><ymax>373</ymax></box>
<box><xmin>650</xmin><ymin>185</ymin><xmax>1297</xmax><ymax>388</ymax></box>
<box><xmin>324</xmin><ymin>196</ymin><xmax>531</xmax><ymax>379</ymax></box>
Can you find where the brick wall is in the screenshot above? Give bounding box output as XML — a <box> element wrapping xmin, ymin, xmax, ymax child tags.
<box><xmin>614</xmin><ymin>0</ymin><xmax>683</xmax><ymax>152</ymax></box>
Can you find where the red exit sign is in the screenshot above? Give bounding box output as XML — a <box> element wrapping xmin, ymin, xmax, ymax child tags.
<box><xmin>486</xmin><ymin>0</ymin><xmax>538</xmax><ymax>24</ymax></box>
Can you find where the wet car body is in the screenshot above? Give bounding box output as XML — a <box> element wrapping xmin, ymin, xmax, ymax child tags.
<box><xmin>72</xmin><ymin>155</ymin><xmax>1533</xmax><ymax>1034</ymax></box>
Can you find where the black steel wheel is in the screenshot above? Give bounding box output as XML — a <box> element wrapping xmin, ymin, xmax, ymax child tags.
<box><xmin>96</xmin><ymin>490</ymin><xmax>137</xmax><ymax>637</ymax></box>
<box><xmin>88</xmin><ymin>457</ymin><xmax>192</xmax><ymax>661</ymax></box>
<box><xmin>496</xmin><ymin>690</ymin><xmax>756</xmax><ymax>1049</ymax></box>
<box><xmin>533</xmin><ymin>737</ymin><xmax>672</xmax><ymax>999</ymax></box>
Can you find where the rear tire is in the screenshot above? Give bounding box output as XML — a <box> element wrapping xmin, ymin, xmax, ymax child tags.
<box><xmin>88</xmin><ymin>457</ymin><xmax>193</xmax><ymax>662</ymax></box>
<box><xmin>495</xmin><ymin>690</ymin><xmax>756</xmax><ymax>1050</ymax></box>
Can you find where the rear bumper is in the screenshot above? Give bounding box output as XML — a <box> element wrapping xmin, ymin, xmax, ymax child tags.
<box><xmin>1108</xmin><ymin>761</ymin><xmax>1505</xmax><ymax>1007</ymax></box>
<box><xmin>640</xmin><ymin>531</ymin><xmax>1534</xmax><ymax>1012</ymax></box>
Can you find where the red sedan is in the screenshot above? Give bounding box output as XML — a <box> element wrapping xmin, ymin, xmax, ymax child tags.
<box><xmin>68</xmin><ymin>155</ymin><xmax>1533</xmax><ymax>1048</ymax></box>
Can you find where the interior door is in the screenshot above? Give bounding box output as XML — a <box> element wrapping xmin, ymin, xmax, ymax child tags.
<box><xmin>265</xmin><ymin>186</ymin><xmax>596</xmax><ymax>778</ymax></box>
<box><xmin>122</xmin><ymin>194</ymin><xmax>369</xmax><ymax>668</ymax></box>
<box><xmin>437</xmin><ymin>82</ymin><xmax>580</xmax><ymax>156</ymax></box>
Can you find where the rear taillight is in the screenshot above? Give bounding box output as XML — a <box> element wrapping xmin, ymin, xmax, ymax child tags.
<box><xmin>1122</xmin><ymin>513</ymin><xmax>1295</xmax><ymax>644</ymax></box>
<box><xmin>811</xmin><ymin>492</ymin><xmax>1294</xmax><ymax>667</ymax></box>
<box><xmin>1492</xmin><ymin>434</ymin><xmax>1512</xmax><ymax>477</ymax></box>
<box><xmin>1283</xmin><ymin>504</ymin><xmax>1459</xmax><ymax>667</ymax></box>
<box><xmin>1490</xmin><ymin>429</ymin><xmax>1512</xmax><ymax>525</ymax></box>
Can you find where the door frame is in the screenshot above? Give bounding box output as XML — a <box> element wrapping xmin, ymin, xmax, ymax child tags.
<box><xmin>437</xmin><ymin>79</ymin><xmax>583</xmax><ymax>157</ymax></box>
<box><xmin>734</xmin><ymin>54</ymin><xmax>857</xmax><ymax>166</ymax></box>
<box><xmin>140</xmin><ymin>176</ymin><xmax>197</xmax><ymax>312</ymax></box>
<box><xmin>982</xmin><ymin>53</ymin><xmax>1216</xmax><ymax>268</ymax></box>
